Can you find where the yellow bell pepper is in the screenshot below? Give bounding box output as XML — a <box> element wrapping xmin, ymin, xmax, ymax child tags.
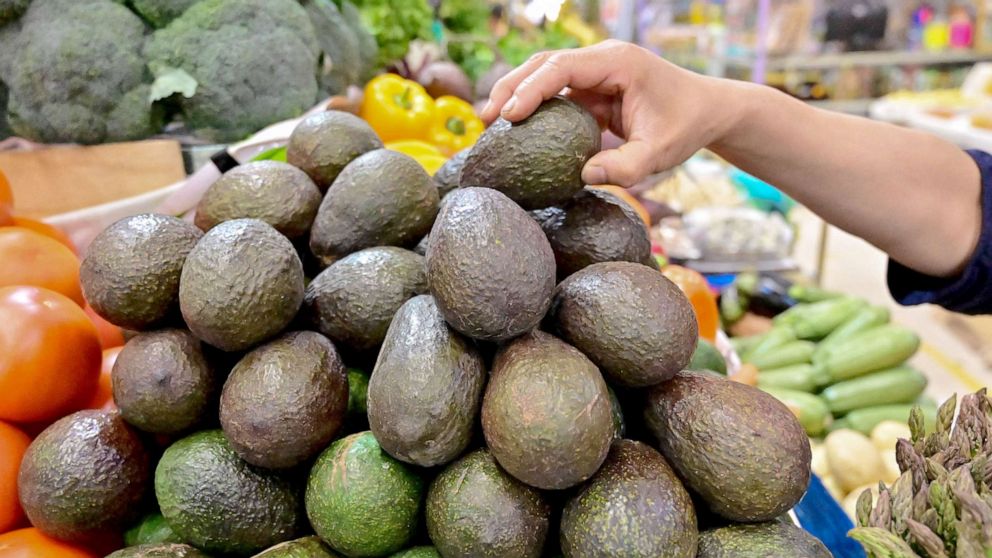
<box><xmin>360</xmin><ymin>74</ymin><xmax>435</xmax><ymax>142</ymax></box>
<box><xmin>385</xmin><ymin>140</ymin><xmax>449</xmax><ymax>176</ymax></box>
<box><xmin>428</xmin><ymin>96</ymin><xmax>484</xmax><ymax>156</ymax></box>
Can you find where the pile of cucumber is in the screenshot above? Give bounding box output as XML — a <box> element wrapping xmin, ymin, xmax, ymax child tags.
<box><xmin>732</xmin><ymin>295</ymin><xmax>936</xmax><ymax>438</ymax></box>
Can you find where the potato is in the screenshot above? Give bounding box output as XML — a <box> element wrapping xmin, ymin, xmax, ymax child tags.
<box><xmin>810</xmin><ymin>441</ymin><xmax>830</xmax><ymax>478</ymax></box>
<box><xmin>842</xmin><ymin>483</ymin><xmax>880</xmax><ymax>521</ymax></box>
<box><xmin>826</xmin><ymin>429</ymin><xmax>885</xmax><ymax>492</ymax></box>
<box><xmin>821</xmin><ymin>475</ymin><xmax>845</xmax><ymax>502</ymax></box>
<box><xmin>880</xmin><ymin>449</ymin><xmax>901</xmax><ymax>484</ymax></box>
<box><xmin>871</xmin><ymin>420</ymin><xmax>911</xmax><ymax>452</ymax></box>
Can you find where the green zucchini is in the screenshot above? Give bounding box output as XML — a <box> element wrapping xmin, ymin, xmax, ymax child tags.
<box><xmin>747</xmin><ymin>340</ymin><xmax>816</xmax><ymax>371</ymax></box>
<box><xmin>813</xmin><ymin>325</ymin><xmax>920</xmax><ymax>383</ymax></box>
<box><xmin>761</xmin><ymin>387</ymin><xmax>832</xmax><ymax>437</ymax></box>
<box><xmin>787</xmin><ymin>297</ymin><xmax>868</xmax><ymax>340</ymax></box>
<box><xmin>814</xmin><ymin>306</ymin><xmax>890</xmax><ymax>361</ymax></box>
<box><xmin>829</xmin><ymin>403</ymin><xmax>937</xmax><ymax>435</ymax></box>
<box><xmin>742</xmin><ymin>326</ymin><xmax>796</xmax><ymax>362</ymax></box>
<box><xmin>773</xmin><ymin>296</ymin><xmax>860</xmax><ymax>327</ymax></box>
<box><xmin>820</xmin><ymin>366</ymin><xmax>928</xmax><ymax>414</ymax></box>
<box><xmin>787</xmin><ymin>284</ymin><xmax>842</xmax><ymax>303</ymax></box>
<box><xmin>730</xmin><ymin>334</ymin><xmax>766</xmax><ymax>357</ymax></box>
<box><xmin>757</xmin><ymin>364</ymin><xmax>830</xmax><ymax>392</ymax></box>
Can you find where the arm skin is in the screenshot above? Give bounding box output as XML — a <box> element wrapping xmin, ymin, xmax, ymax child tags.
<box><xmin>481</xmin><ymin>40</ymin><xmax>982</xmax><ymax>279</ymax></box>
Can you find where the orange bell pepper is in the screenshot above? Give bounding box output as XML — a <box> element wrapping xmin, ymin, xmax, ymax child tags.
<box><xmin>360</xmin><ymin>74</ymin><xmax>435</xmax><ymax>142</ymax></box>
<box><xmin>661</xmin><ymin>264</ymin><xmax>720</xmax><ymax>342</ymax></box>
<box><xmin>428</xmin><ymin>96</ymin><xmax>484</xmax><ymax>156</ymax></box>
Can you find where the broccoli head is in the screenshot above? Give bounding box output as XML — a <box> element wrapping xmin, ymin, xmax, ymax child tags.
<box><xmin>1</xmin><ymin>0</ymin><xmax>163</xmax><ymax>144</ymax></box>
<box><xmin>129</xmin><ymin>0</ymin><xmax>199</xmax><ymax>28</ymax></box>
<box><xmin>0</xmin><ymin>0</ymin><xmax>28</xmax><ymax>25</ymax></box>
<box><xmin>146</xmin><ymin>0</ymin><xmax>321</xmax><ymax>143</ymax></box>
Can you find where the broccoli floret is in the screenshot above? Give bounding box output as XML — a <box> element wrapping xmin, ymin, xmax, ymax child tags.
<box><xmin>146</xmin><ymin>0</ymin><xmax>321</xmax><ymax>143</ymax></box>
<box><xmin>302</xmin><ymin>0</ymin><xmax>361</xmax><ymax>96</ymax></box>
<box><xmin>129</xmin><ymin>0</ymin><xmax>198</xmax><ymax>28</ymax></box>
<box><xmin>0</xmin><ymin>0</ymin><xmax>28</xmax><ymax>25</ymax></box>
<box><xmin>2</xmin><ymin>0</ymin><xmax>162</xmax><ymax>144</ymax></box>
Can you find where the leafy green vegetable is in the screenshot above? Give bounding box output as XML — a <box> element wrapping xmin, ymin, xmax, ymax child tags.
<box><xmin>346</xmin><ymin>0</ymin><xmax>432</xmax><ymax>67</ymax></box>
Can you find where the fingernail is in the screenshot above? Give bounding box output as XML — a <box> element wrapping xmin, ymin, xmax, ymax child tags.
<box><xmin>501</xmin><ymin>96</ymin><xmax>517</xmax><ymax>115</ymax></box>
<box><xmin>583</xmin><ymin>165</ymin><xmax>607</xmax><ymax>185</ymax></box>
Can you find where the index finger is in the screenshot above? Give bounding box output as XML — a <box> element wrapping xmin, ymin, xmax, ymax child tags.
<box><xmin>481</xmin><ymin>50</ymin><xmax>559</xmax><ymax>123</ymax></box>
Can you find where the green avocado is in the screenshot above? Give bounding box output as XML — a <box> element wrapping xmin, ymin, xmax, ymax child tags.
<box><xmin>303</xmin><ymin>246</ymin><xmax>427</xmax><ymax>354</ymax></box>
<box><xmin>106</xmin><ymin>544</ymin><xmax>210</xmax><ymax>558</ymax></box>
<box><xmin>426</xmin><ymin>449</ymin><xmax>550</xmax><ymax>558</ymax></box>
<box><xmin>460</xmin><ymin>96</ymin><xmax>600</xmax><ymax>210</ymax></box>
<box><xmin>113</xmin><ymin>328</ymin><xmax>216</xmax><ymax>434</ymax></box>
<box><xmin>426</xmin><ymin>187</ymin><xmax>555</xmax><ymax>341</ymax></box>
<box><xmin>696</xmin><ymin>522</ymin><xmax>832</xmax><ymax>558</ymax></box>
<box><xmin>548</xmin><ymin>261</ymin><xmax>698</xmax><ymax>387</ymax></box>
<box><xmin>309</xmin><ymin>149</ymin><xmax>439</xmax><ymax>265</ymax></box>
<box><xmin>220</xmin><ymin>331</ymin><xmax>348</xmax><ymax>469</ymax></box>
<box><xmin>124</xmin><ymin>512</ymin><xmax>180</xmax><ymax>547</ymax></box>
<box><xmin>155</xmin><ymin>430</ymin><xmax>305</xmax><ymax>555</ymax></box>
<box><xmin>179</xmin><ymin>219</ymin><xmax>304</xmax><ymax>352</ymax></box>
<box><xmin>560</xmin><ymin>439</ymin><xmax>697</xmax><ymax>558</ymax></box>
<box><xmin>343</xmin><ymin>368</ymin><xmax>371</xmax><ymax>433</ymax></box>
<box><xmin>18</xmin><ymin>410</ymin><xmax>150</xmax><ymax>543</ymax></box>
<box><xmin>644</xmin><ymin>371</ymin><xmax>812</xmax><ymax>522</ymax></box>
<box><xmin>368</xmin><ymin>295</ymin><xmax>485</xmax><ymax>467</ymax></box>
<box><xmin>81</xmin><ymin>213</ymin><xmax>202</xmax><ymax>330</ymax></box>
<box><xmin>305</xmin><ymin>431</ymin><xmax>424</xmax><ymax>557</ymax></box>
<box><xmin>540</xmin><ymin>187</ymin><xmax>652</xmax><ymax>278</ymax></box>
<box><xmin>690</xmin><ymin>338</ymin><xmax>727</xmax><ymax>374</ymax></box>
<box><xmin>254</xmin><ymin>536</ymin><xmax>342</xmax><ymax>557</ymax></box>
<box><xmin>433</xmin><ymin>148</ymin><xmax>469</xmax><ymax>198</ymax></box>
<box><xmin>481</xmin><ymin>331</ymin><xmax>613</xmax><ymax>490</ymax></box>
<box><xmin>195</xmin><ymin>161</ymin><xmax>322</xmax><ymax>239</ymax></box>
<box><xmin>389</xmin><ymin>548</ymin><xmax>440</xmax><ymax>558</ymax></box>
<box><xmin>286</xmin><ymin>110</ymin><xmax>382</xmax><ymax>190</ymax></box>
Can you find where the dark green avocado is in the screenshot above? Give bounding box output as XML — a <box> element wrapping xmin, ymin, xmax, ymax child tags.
<box><xmin>18</xmin><ymin>410</ymin><xmax>150</xmax><ymax>543</ymax></box>
<box><xmin>696</xmin><ymin>522</ymin><xmax>831</xmax><ymax>558</ymax></box>
<box><xmin>481</xmin><ymin>331</ymin><xmax>613</xmax><ymax>490</ymax></box>
<box><xmin>460</xmin><ymin>96</ymin><xmax>600</xmax><ymax>209</ymax></box>
<box><xmin>309</xmin><ymin>149</ymin><xmax>439</xmax><ymax>265</ymax></box>
<box><xmin>286</xmin><ymin>110</ymin><xmax>382</xmax><ymax>190</ymax></box>
<box><xmin>220</xmin><ymin>331</ymin><xmax>348</xmax><ymax>469</ymax></box>
<box><xmin>433</xmin><ymin>148</ymin><xmax>469</xmax><ymax>198</ymax></box>
<box><xmin>426</xmin><ymin>449</ymin><xmax>550</xmax><ymax>558</ymax></box>
<box><xmin>560</xmin><ymin>439</ymin><xmax>697</xmax><ymax>558</ymax></box>
<box><xmin>644</xmin><ymin>371</ymin><xmax>812</xmax><ymax>522</ymax></box>
<box><xmin>548</xmin><ymin>261</ymin><xmax>698</xmax><ymax>387</ymax></box>
<box><xmin>368</xmin><ymin>295</ymin><xmax>485</xmax><ymax>467</ymax></box>
<box><xmin>389</xmin><ymin>548</ymin><xmax>440</xmax><ymax>558</ymax></box>
<box><xmin>106</xmin><ymin>544</ymin><xmax>211</xmax><ymax>558</ymax></box>
<box><xmin>81</xmin><ymin>213</ymin><xmax>202</xmax><ymax>330</ymax></box>
<box><xmin>426</xmin><ymin>187</ymin><xmax>555</xmax><ymax>341</ymax></box>
<box><xmin>253</xmin><ymin>536</ymin><xmax>342</xmax><ymax>557</ymax></box>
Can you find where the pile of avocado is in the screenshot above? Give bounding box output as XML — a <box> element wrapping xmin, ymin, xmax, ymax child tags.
<box><xmin>24</xmin><ymin>97</ymin><xmax>826</xmax><ymax>558</ymax></box>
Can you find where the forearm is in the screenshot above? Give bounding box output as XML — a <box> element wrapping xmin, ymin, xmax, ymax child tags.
<box><xmin>708</xmin><ymin>81</ymin><xmax>982</xmax><ymax>278</ymax></box>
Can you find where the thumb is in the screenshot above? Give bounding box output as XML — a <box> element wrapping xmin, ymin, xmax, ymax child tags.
<box><xmin>582</xmin><ymin>140</ymin><xmax>657</xmax><ymax>187</ymax></box>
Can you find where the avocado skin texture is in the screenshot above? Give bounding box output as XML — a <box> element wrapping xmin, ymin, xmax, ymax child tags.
<box><xmin>309</xmin><ymin>149</ymin><xmax>439</xmax><ymax>265</ymax></box>
<box><xmin>106</xmin><ymin>544</ymin><xmax>211</xmax><ymax>558</ymax></box>
<box><xmin>607</xmin><ymin>386</ymin><xmax>625</xmax><ymax>439</ymax></box>
<box><xmin>433</xmin><ymin>148</ymin><xmax>469</xmax><ymax>198</ymax></box>
<box><xmin>180</xmin><ymin>219</ymin><xmax>305</xmax><ymax>352</ymax></box>
<box><xmin>389</xmin><ymin>548</ymin><xmax>440</xmax><ymax>558</ymax></box>
<box><xmin>287</xmin><ymin>110</ymin><xmax>383</xmax><ymax>190</ymax></box>
<box><xmin>426</xmin><ymin>449</ymin><xmax>550</xmax><ymax>558</ymax></box>
<box><xmin>368</xmin><ymin>295</ymin><xmax>485</xmax><ymax>467</ymax></box>
<box><xmin>690</xmin><ymin>338</ymin><xmax>727</xmax><ymax>375</ymax></box>
<box><xmin>303</xmin><ymin>246</ymin><xmax>427</xmax><ymax>354</ymax></box>
<box><xmin>696</xmin><ymin>522</ymin><xmax>832</xmax><ymax>558</ymax></box>
<box><xmin>427</xmin><ymin>187</ymin><xmax>555</xmax><ymax>341</ymax></box>
<box><xmin>220</xmin><ymin>331</ymin><xmax>348</xmax><ymax>470</ymax></box>
<box><xmin>113</xmin><ymin>328</ymin><xmax>216</xmax><ymax>435</ymax></box>
<box><xmin>560</xmin><ymin>439</ymin><xmax>698</xmax><ymax>558</ymax></box>
<box><xmin>254</xmin><ymin>536</ymin><xmax>343</xmax><ymax>558</ymax></box>
<box><xmin>305</xmin><ymin>431</ymin><xmax>423</xmax><ymax>558</ymax></box>
<box><xmin>482</xmin><ymin>331</ymin><xmax>613</xmax><ymax>490</ymax></box>
<box><xmin>549</xmin><ymin>261</ymin><xmax>698</xmax><ymax>387</ymax></box>
<box><xmin>644</xmin><ymin>371</ymin><xmax>812</xmax><ymax>522</ymax></box>
<box><xmin>541</xmin><ymin>188</ymin><xmax>652</xmax><ymax>278</ymax></box>
<box><xmin>18</xmin><ymin>410</ymin><xmax>150</xmax><ymax>543</ymax></box>
<box><xmin>155</xmin><ymin>430</ymin><xmax>305</xmax><ymax>556</ymax></box>
<box><xmin>81</xmin><ymin>213</ymin><xmax>202</xmax><ymax>330</ymax></box>
<box><xmin>124</xmin><ymin>512</ymin><xmax>181</xmax><ymax>546</ymax></box>
<box><xmin>195</xmin><ymin>161</ymin><xmax>322</xmax><ymax>239</ymax></box>
<box><xmin>460</xmin><ymin>96</ymin><xmax>600</xmax><ymax>210</ymax></box>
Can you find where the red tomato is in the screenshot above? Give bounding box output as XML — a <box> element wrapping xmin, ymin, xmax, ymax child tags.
<box><xmin>83</xmin><ymin>305</ymin><xmax>124</xmax><ymax>350</ymax></box>
<box><xmin>7</xmin><ymin>218</ymin><xmax>75</xmax><ymax>254</ymax></box>
<box><xmin>83</xmin><ymin>347</ymin><xmax>121</xmax><ymax>412</ymax></box>
<box><xmin>0</xmin><ymin>528</ymin><xmax>97</xmax><ymax>558</ymax></box>
<box><xmin>0</xmin><ymin>228</ymin><xmax>82</xmax><ymax>306</ymax></box>
<box><xmin>0</xmin><ymin>422</ymin><xmax>29</xmax><ymax>534</ymax></box>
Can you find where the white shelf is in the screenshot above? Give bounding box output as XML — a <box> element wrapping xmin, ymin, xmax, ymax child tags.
<box><xmin>725</xmin><ymin>50</ymin><xmax>992</xmax><ymax>72</ymax></box>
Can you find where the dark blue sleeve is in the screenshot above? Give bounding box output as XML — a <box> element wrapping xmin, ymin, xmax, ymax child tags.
<box><xmin>887</xmin><ymin>149</ymin><xmax>992</xmax><ymax>314</ymax></box>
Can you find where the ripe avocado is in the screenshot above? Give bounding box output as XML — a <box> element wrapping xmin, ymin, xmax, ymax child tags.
<box><xmin>179</xmin><ymin>219</ymin><xmax>304</xmax><ymax>352</ymax></box>
<box><xmin>644</xmin><ymin>371</ymin><xmax>812</xmax><ymax>522</ymax></box>
<box><xmin>390</xmin><ymin>548</ymin><xmax>440</xmax><ymax>558</ymax></box>
<box><xmin>220</xmin><ymin>331</ymin><xmax>348</xmax><ymax>469</ymax></box>
<box><xmin>303</xmin><ymin>246</ymin><xmax>427</xmax><ymax>354</ymax></box>
<box><xmin>106</xmin><ymin>544</ymin><xmax>210</xmax><ymax>558</ymax></box>
<box><xmin>560</xmin><ymin>439</ymin><xmax>697</xmax><ymax>558</ymax></box>
<box><xmin>368</xmin><ymin>295</ymin><xmax>485</xmax><ymax>467</ymax></box>
<box><xmin>426</xmin><ymin>449</ymin><xmax>550</xmax><ymax>558</ymax></box>
<box><xmin>155</xmin><ymin>430</ymin><xmax>305</xmax><ymax>555</ymax></box>
<box><xmin>195</xmin><ymin>161</ymin><xmax>322</xmax><ymax>238</ymax></box>
<box><xmin>255</xmin><ymin>536</ymin><xmax>342</xmax><ymax>557</ymax></box>
<box><xmin>113</xmin><ymin>329</ymin><xmax>216</xmax><ymax>434</ymax></box>
<box><xmin>124</xmin><ymin>512</ymin><xmax>180</xmax><ymax>546</ymax></box>
<box><xmin>305</xmin><ymin>431</ymin><xmax>424</xmax><ymax>557</ymax></box>
<box><xmin>548</xmin><ymin>261</ymin><xmax>698</xmax><ymax>387</ymax></box>
<box><xmin>481</xmin><ymin>331</ymin><xmax>613</xmax><ymax>490</ymax></box>
<box><xmin>433</xmin><ymin>148</ymin><xmax>469</xmax><ymax>198</ymax></box>
<box><xmin>690</xmin><ymin>338</ymin><xmax>727</xmax><ymax>374</ymax></box>
<box><xmin>286</xmin><ymin>110</ymin><xmax>382</xmax><ymax>190</ymax></box>
<box><xmin>309</xmin><ymin>149</ymin><xmax>439</xmax><ymax>265</ymax></box>
<box><xmin>540</xmin><ymin>188</ymin><xmax>652</xmax><ymax>278</ymax></box>
<box><xmin>460</xmin><ymin>96</ymin><xmax>600</xmax><ymax>209</ymax></box>
<box><xmin>18</xmin><ymin>410</ymin><xmax>150</xmax><ymax>543</ymax></box>
<box><xmin>426</xmin><ymin>187</ymin><xmax>555</xmax><ymax>341</ymax></box>
<box><xmin>81</xmin><ymin>213</ymin><xmax>202</xmax><ymax>330</ymax></box>
<box><xmin>696</xmin><ymin>522</ymin><xmax>831</xmax><ymax>558</ymax></box>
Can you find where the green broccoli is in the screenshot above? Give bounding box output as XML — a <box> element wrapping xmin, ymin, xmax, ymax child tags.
<box><xmin>0</xmin><ymin>82</ymin><xmax>10</xmax><ymax>139</ymax></box>
<box><xmin>0</xmin><ymin>0</ymin><xmax>28</xmax><ymax>26</ymax></box>
<box><xmin>302</xmin><ymin>0</ymin><xmax>361</xmax><ymax>96</ymax></box>
<box><xmin>1</xmin><ymin>0</ymin><xmax>163</xmax><ymax>144</ymax></box>
<box><xmin>129</xmin><ymin>0</ymin><xmax>199</xmax><ymax>28</ymax></box>
<box><xmin>146</xmin><ymin>0</ymin><xmax>321</xmax><ymax>143</ymax></box>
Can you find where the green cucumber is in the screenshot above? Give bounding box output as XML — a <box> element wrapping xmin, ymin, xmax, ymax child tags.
<box><xmin>742</xmin><ymin>326</ymin><xmax>796</xmax><ymax>362</ymax></box>
<box><xmin>813</xmin><ymin>325</ymin><xmax>920</xmax><ymax>383</ymax></box>
<box><xmin>787</xmin><ymin>298</ymin><xmax>868</xmax><ymax>340</ymax></box>
<box><xmin>814</xmin><ymin>306</ymin><xmax>890</xmax><ymax>361</ymax></box>
<box><xmin>829</xmin><ymin>403</ymin><xmax>937</xmax><ymax>435</ymax></box>
<box><xmin>820</xmin><ymin>366</ymin><xmax>928</xmax><ymax>415</ymax></box>
<box><xmin>747</xmin><ymin>340</ymin><xmax>816</xmax><ymax>371</ymax></box>
<box><xmin>730</xmin><ymin>334</ymin><xmax>766</xmax><ymax>357</ymax></box>
<box><xmin>787</xmin><ymin>284</ymin><xmax>842</xmax><ymax>303</ymax></box>
<box><xmin>773</xmin><ymin>296</ymin><xmax>860</xmax><ymax>327</ymax></box>
<box><xmin>757</xmin><ymin>364</ymin><xmax>829</xmax><ymax>392</ymax></box>
<box><xmin>761</xmin><ymin>387</ymin><xmax>832</xmax><ymax>437</ymax></box>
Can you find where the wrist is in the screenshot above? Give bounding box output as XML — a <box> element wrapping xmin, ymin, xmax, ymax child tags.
<box><xmin>704</xmin><ymin>79</ymin><xmax>772</xmax><ymax>153</ymax></box>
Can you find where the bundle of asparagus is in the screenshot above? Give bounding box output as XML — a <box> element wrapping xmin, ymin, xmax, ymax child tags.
<box><xmin>849</xmin><ymin>389</ymin><xmax>992</xmax><ymax>558</ymax></box>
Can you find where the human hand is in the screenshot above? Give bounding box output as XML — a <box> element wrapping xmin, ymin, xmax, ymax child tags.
<box><xmin>481</xmin><ymin>40</ymin><xmax>745</xmax><ymax>187</ymax></box>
